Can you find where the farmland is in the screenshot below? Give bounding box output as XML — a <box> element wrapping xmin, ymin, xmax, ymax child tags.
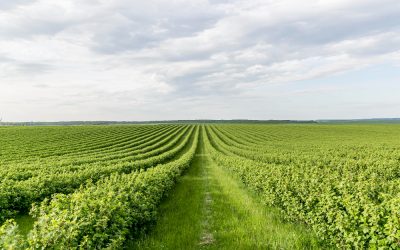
<box><xmin>1</xmin><ymin>124</ymin><xmax>400</xmax><ymax>249</ymax></box>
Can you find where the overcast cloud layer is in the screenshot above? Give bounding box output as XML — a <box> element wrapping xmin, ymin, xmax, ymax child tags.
<box><xmin>1</xmin><ymin>0</ymin><xmax>400</xmax><ymax>121</ymax></box>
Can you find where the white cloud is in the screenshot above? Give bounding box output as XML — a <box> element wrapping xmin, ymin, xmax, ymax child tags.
<box><xmin>1</xmin><ymin>0</ymin><xmax>400</xmax><ymax>121</ymax></box>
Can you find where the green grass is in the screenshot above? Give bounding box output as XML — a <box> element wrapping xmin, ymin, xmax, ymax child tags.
<box><xmin>206</xmin><ymin>156</ymin><xmax>324</xmax><ymax>249</ymax></box>
<box><xmin>127</xmin><ymin>131</ymin><xmax>207</xmax><ymax>249</ymax></box>
<box><xmin>128</xmin><ymin>129</ymin><xmax>325</xmax><ymax>249</ymax></box>
<box><xmin>14</xmin><ymin>214</ymin><xmax>34</xmax><ymax>237</ymax></box>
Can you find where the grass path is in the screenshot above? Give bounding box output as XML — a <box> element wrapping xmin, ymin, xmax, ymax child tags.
<box><xmin>127</xmin><ymin>130</ymin><xmax>207</xmax><ymax>249</ymax></box>
<box><xmin>128</xmin><ymin>129</ymin><xmax>324</xmax><ymax>249</ymax></box>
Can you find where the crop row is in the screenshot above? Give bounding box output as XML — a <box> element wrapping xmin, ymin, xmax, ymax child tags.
<box><xmin>0</xmin><ymin>125</ymin><xmax>194</xmax><ymax>224</ymax></box>
<box><xmin>0</xmin><ymin>126</ymin><xmax>199</xmax><ymax>249</ymax></box>
<box><xmin>0</xmin><ymin>125</ymin><xmax>177</xmax><ymax>165</ymax></box>
<box><xmin>0</xmin><ymin>125</ymin><xmax>186</xmax><ymax>181</ymax></box>
<box><xmin>0</xmin><ymin>126</ymin><xmax>145</xmax><ymax>162</ymax></box>
<box><xmin>205</xmin><ymin>125</ymin><xmax>400</xmax><ymax>248</ymax></box>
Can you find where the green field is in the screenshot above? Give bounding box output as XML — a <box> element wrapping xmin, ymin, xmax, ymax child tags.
<box><xmin>1</xmin><ymin>124</ymin><xmax>400</xmax><ymax>249</ymax></box>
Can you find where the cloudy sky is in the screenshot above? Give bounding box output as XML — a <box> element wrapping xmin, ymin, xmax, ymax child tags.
<box><xmin>1</xmin><ymin>0</ymin><xmax>400</xmax><ymax>121</ymax></box>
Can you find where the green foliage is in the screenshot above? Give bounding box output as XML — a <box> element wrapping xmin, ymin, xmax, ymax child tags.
<box><xmin>2</xmin><ymin>124</ymin><xmax>400</xmax><ymax>248</ymax></box>
<box><xmin>0</xmin><ymin>126</ymin><xmax>198</xmax><ymax>249</ymax></box>
<box><xmin>0</xmin><ymin>125</ymin><xmax>193</xmax><ymax>223</ymax></box>
<box><xmin>0</xmin><ymin>220</ymin><xmax>26</xmax><ymax>250</ymax></box>
<box><xmin>204</xmin><ymin>124</ymin><xmax>400</xmax><ymax>248</ymax></box>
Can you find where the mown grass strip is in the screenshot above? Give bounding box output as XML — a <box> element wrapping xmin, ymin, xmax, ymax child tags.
<box><xmin>128</xmin><ymin>127</ymin><xmax>324</xmax><ymax>249</ymax></box>
<box><xmin>127</xmin><ymin>130</ymin><xmax>206</xmax><ymax>250</ymax></box>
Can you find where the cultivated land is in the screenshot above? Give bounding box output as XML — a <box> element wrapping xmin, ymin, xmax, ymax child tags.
<box><xmin>1</xmin><ymin>124</ymin><xmax>400</xmax><ymax>249</ymax></box>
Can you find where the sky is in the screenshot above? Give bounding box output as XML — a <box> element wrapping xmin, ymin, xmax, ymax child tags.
<box><xmin>1</xmin><ymin>0</ymin><xmax>400</xmax><ymax>121</ymax></box>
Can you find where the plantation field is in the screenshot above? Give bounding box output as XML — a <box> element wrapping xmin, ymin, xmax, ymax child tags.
<box><xmin>1</xmin><ymin>124</ymin><xmax>400</xmax><ymax>249</ymax></box>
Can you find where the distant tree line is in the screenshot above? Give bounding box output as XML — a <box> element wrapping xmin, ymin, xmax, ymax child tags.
<box><xmin>0</xmin><ymin>120</ymin><xmax>317</xmax><ymax>126</ymax></box>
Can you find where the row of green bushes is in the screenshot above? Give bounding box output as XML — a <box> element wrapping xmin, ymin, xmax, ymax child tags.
<box><xmin>205</xmin><ymin>125</ymin><xmax>400</xmax><ymax>248</ymax></box>
<box><xmin>0</xmin><ymin>126</ymin><xmax>194</xmax><ymax>223</ymax></box>
<box><xmin>0</xmin><ymin>125</ymin><xmax>182</xmax><ymax>181</ymax></box>
<box><xmin>0</xmin><ymin>127</ymin><xmax>199</xmax><ymax>249</ymax></box>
